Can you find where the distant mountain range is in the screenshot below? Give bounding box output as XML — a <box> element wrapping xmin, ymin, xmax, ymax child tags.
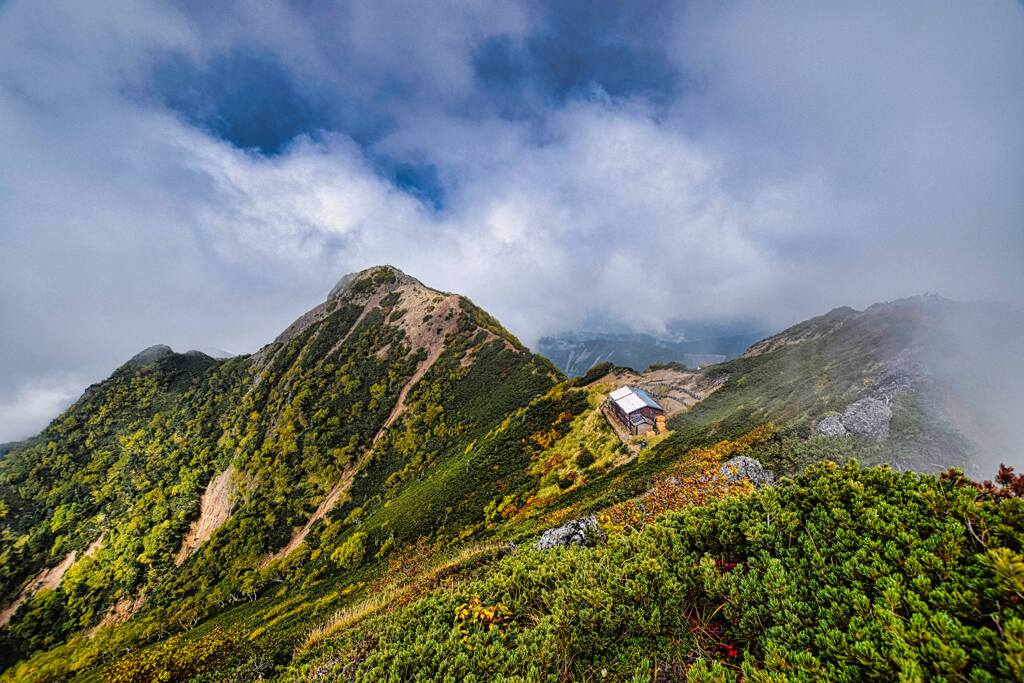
<box><xmin>537</xmin><ymin>328</ymin><xmax>768</xmax><ymax>376</ymax></box>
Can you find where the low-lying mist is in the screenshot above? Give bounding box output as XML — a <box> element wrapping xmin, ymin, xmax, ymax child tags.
<box><xmin>925</xmin><ymin>300</ymin><xmax>1024</xmax><ymax>473</ymax></box>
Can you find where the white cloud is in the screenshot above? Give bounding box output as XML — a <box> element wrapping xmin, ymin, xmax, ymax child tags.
<box><xmin>0</xmin><ymin>375</ymin><xmax>86</xmax><ymax>442</ymax></box>
<box><xmin>171</xmin><ymin>96</ymin><xmax>809</xmax><ymax>339</ymax></box>
<box><xmin>671</xmin><ymin>0</ymin><xmax>1024</xmax><ymax>307</ymax></box>
<box><xmin>0</xmin><ymin>0</ymin><xmax>1022</xmax><ymax>441</ymax></box>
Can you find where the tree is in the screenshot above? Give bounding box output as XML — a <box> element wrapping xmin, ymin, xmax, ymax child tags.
<box><xmin>329</xmin><ymin>532</ymin><xmax>366</xmax><ymax>571</ymax></box>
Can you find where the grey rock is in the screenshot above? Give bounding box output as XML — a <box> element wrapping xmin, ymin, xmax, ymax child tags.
<box><xmin>719</xmin><ymin>456</ymin><xmax>774</xmax><ymax>489</ymax></box>
<box><xmin>871</xmin><ymin>371</ymin><xmax>915</xmax><ymax>405</ymax></box>
<box><xmin>816</xmin><ymin>415</ymin><xmax>848</xmax><ymax>437</ymax></box>
<box><xmin>328</xmin><ymin>271</ymin><xmax>361</xmax><ymax>300</ymax></box>
<box><xmin>535</xmin><ymin>515</ymin><xmax>604</xmax><ymax>550</ymax></box>
<box><xmin>841</xmin><ymin>397</ymin><xmax>892</xmax><ymax>440</ymax></box>
<box><xmin>871</xmin><ymin>351</ymin><xmax>921</xmax><ymax>404</ymax></box>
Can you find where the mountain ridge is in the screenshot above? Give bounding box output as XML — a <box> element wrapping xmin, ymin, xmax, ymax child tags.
<box><xmin>0</xmin><ymin>264</ymin><xmax>562</xmax><ymax>675</ymax></box>
<box><xmin>1</xmin><ymin>273</ymin><xmax>1021</xmax><ymax>681</ymax></box>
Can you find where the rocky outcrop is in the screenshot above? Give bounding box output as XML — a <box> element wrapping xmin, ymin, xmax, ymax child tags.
<box><xmin>719</xmin><ymin>456</ymin><xmax>774</xmax><ymax>489</ymax></box>
<box><xmin>817</xmin><ymin>397</ymin><xmax>893</xmax><ymax>440</ymax></box>
<box><xmin>89</xmin><ymin>592</ymin><xmax>147</xmax><ymax>636</ymax></box>
<box><xmin>536</xmin><ymin>516</ymin><xmax>604</xmax><ymax>550</ymax></box>
<box><xmin>816</xmin><ymin>415</ymin><xmax>848</xmax><ymax>437</ymax></box>
<box><xmin>328</xmin><ymin>265</ymin><xmax>420</xmax><ymax>301</ymax></box>
<box><xmin>841</xmin><ymin>398</ymin><xmax>892</xmax><ymax>439</ymax></box>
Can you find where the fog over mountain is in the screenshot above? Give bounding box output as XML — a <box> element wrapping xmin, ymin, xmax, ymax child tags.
<box><xmin>1</xmin><ymin>0</ymin><xmax>1022</xmax><ymax>441</ymax></box>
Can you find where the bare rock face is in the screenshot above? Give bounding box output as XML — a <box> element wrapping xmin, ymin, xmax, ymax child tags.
<box><xmin>536</xmin><ymin>515</ymin><xmax>604</xmax><ymax>550</ymax></box>
<box><xmin>816</xmin><ymin>415</ymin><xmax>848</xmax><ymax>437</ymax></box>
<box><xmin>841</xmin><ymin>397</ymin><xmax>892</xmax><ymax>440</ymax></box>
<box><xmin>719</xmin><ymin>456</ymin><xmax>774</xmax><ymax>489</ymax></box>
<box><xmin>817</xmin><ymin>395</ymin><xmax>894</xmax><ymax>440</ymax></box>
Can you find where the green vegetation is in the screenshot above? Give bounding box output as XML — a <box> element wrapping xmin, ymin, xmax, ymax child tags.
<box><xmin>0</xmin><ymin>268</ymin><xmax>559</xmax><ymax>678</ymax></box>
<box><xmin>105</xmin><ymin>627</ymin><xmax>238</xmax><ymax>683</ymax></box>
<box><xmin>1</xmin><ymin>280</ymin><xmax>1015</xmax><ymax>681</ymax></box>
<box><xmin>290</xmin><ymin>461</ymin><xmax>1024</xmax><ymax>681</ymax></box>
<box><xmin>329</xmin><ymin>533</ymin><xmax>366</xmax><ymax>571</ymax></box>
<box><xmin>648</xmin><ymin>306</ymin><xmax>973</xmax><ymax>477</ymax></box>
<box><xmin>524</xmin><ymin>382</ymin><xmax>626</xmax><ymax>505</ymax></box>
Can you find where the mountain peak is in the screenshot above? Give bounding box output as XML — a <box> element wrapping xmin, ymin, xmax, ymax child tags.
<box><xmin>327</xmin><ymin>265</ymin><xmax>423</xmax><ymax>301</ymax></box>
<box><xmin>271</xmin><ymin>266</ymin><xmax>445</xmax><ymax>347</ymax></box>
<box><xmin>125</xmin><ymin>344</ymin><xmax>174</xmax><ymax>368</ymax></box>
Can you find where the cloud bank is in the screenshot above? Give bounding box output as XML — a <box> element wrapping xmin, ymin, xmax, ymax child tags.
<box><xmin>1</xmin><ymin>0</ymin><xmax>1022</xmax><ymax>440</ymax></box>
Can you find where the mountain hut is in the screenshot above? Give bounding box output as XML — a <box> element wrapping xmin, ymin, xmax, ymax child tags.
<box><xmin>608</xmin><ymin>385</ymin><xmax>666</xmax><ymax>435</ymax></box>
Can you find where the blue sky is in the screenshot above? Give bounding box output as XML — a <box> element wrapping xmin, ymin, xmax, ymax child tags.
<box><xmin>1</xmin><ymin>0</ymin><xmax>1023</xmax><ymax>440</ymax></box>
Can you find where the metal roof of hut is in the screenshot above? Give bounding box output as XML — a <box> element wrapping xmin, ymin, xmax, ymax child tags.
<box><xmin>609</xmin><ymin>386</ymin><xmax>664</xmax><ymax>414</ymax></box>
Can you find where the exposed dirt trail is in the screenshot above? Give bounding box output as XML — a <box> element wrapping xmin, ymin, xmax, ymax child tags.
<box><xmin>257</xmin><ymin>280</ymin><xmax>476</xmax><ymax>566</ymax></box>
<box><xmin>88</xmin><ymin>592</ymin><xmax>147</xmax><ymax>636</ymax></box>
<box><xmin>174</xmin><ymin>465</ymin><xmax>237</xmax><ymax>566</ymax></box>
<box><xmin>0</xmin><ymin>530</ymin><xmax>105</xmax><ymax>627</ymax></box>
<box><xmin>260</xmin><ymin>343</ymin><xmax>444</xmax><ymax>567</ymax></box>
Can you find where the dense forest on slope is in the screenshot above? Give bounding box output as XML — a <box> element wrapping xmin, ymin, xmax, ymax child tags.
<box><xmin>1</xmin><ymin>269</ymin><xmax>1021</xmax><ymax>681</ymax></box>
<box><xmin>0</xmin><ymin>266</ymin><xmax>562</xmax><ymax>676</ymax></box>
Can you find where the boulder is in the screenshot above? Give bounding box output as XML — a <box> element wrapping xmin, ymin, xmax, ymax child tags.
<box><xmin>535</xmin><ymin>515</ymin><xmax>604</xmax><ymax>550</ymax></box>
<box><xmin>719</xmin><ymin>456</ymin><xmax>774</xmax><ymax>489</ymax></box>
<box><xmin>841</xmin><ymin>397</ymin><xmax>892</xmax><ymax>440</ymax></box>
<box><xmin>816</xmin><ymin>415</ymin><xmax>848</xmax><ymax>437</ymax></box>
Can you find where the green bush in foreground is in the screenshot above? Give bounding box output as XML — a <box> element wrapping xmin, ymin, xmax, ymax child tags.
<box><xmin>292</xmin><ymin>461</ymin><xmax>1024</xmax><ymax>682</ymax></box>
